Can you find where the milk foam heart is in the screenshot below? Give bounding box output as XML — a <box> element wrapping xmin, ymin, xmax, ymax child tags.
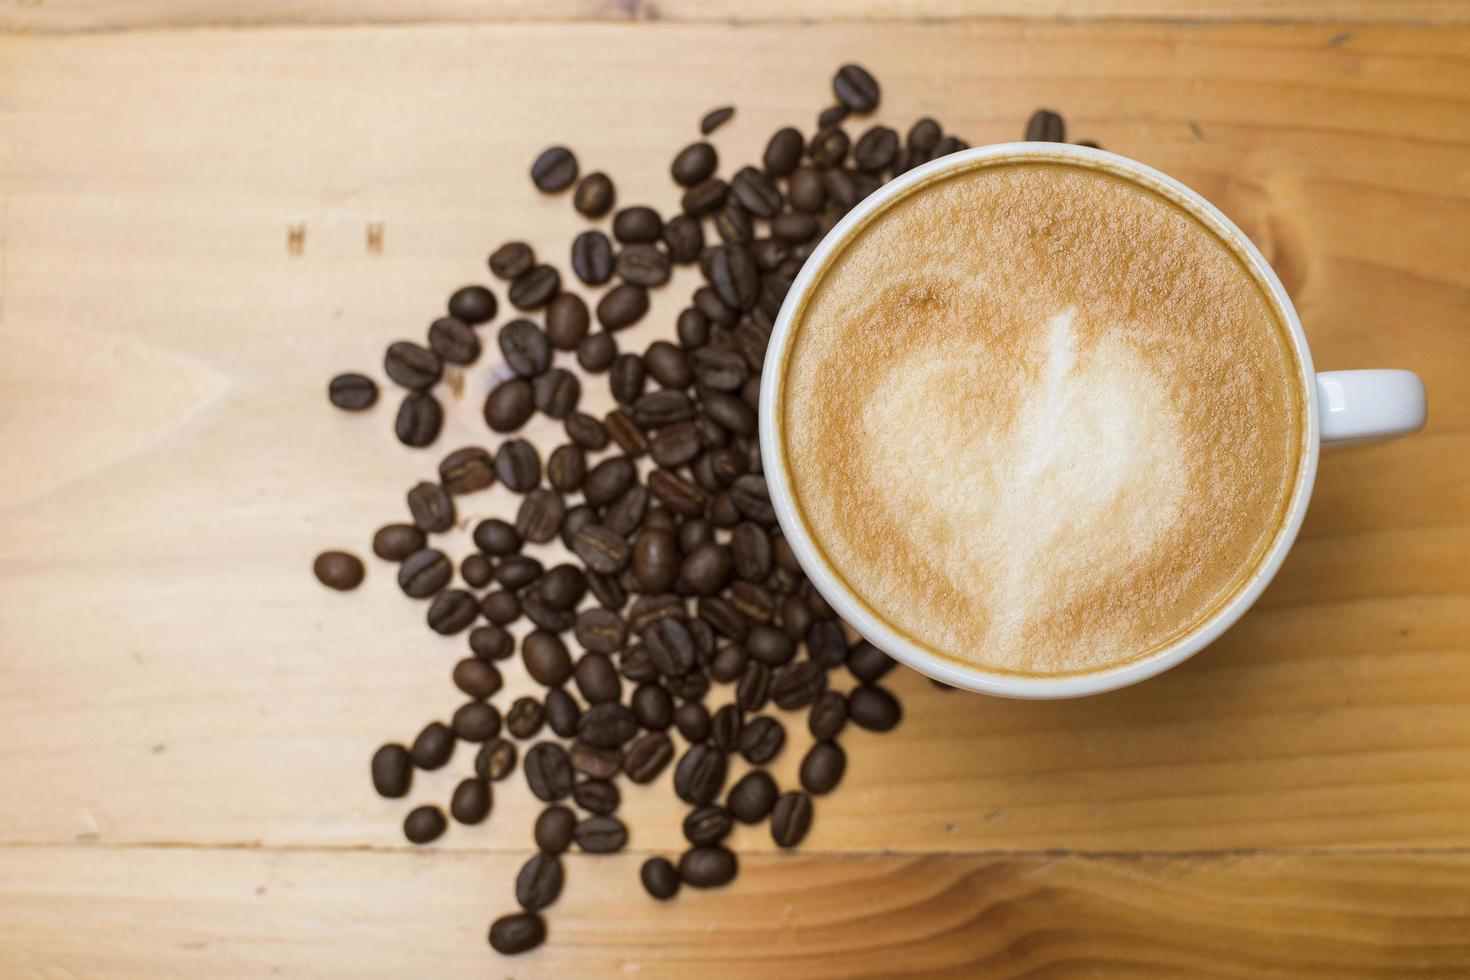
<box><xmin>781</xmin><ymin>160</ymin><xmax>1305</xmax><ymax>675</ymax></box>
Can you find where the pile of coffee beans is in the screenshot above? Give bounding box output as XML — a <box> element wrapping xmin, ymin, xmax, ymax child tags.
<box><xmin>314</xmin><ymin>64</ymin><xmax>1089</xmax><ymax>956</ymax></box>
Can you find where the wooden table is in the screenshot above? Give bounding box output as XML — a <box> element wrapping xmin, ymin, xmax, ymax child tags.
<box><xmin>3</xmin><ymin>2</ymin><xmax>1468</xmax><ymax>976</ymax></box>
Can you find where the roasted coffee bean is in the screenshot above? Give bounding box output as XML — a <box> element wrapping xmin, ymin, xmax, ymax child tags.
<box><xmin>800</xmin><ymin>740</ymin><xmax>847</xmax><ymax>796</ymax></box>
<box><xmin>489</xmin><ymin>242</ymin><xmax>535</xmax><ymax>280</ymax></box>
<box><xmin>543</xmin><ymin>297</ymin><xmax>589</xmax><ymax>355</ymax></box>
<box><xmin>750</xmin><ymin>237</ymin><xmax>789</xmax><ymax>270</ymax></box>
<box><xmin>675</xmin><ymin>519</ymin><xmax>713</xmax><ymax>557</ymax></box>
<box><xmin>372</xmin><ymin>524</ymin><xmax>424</xmax><ymax>562</ymax></box>
<box><xmin>805</xmin><ymin>692</ymin><xmax>847</xmax><ymax>743</ymax></box>
<box><xmin>771</xmin><ymin>660</ymin><xmax>826</xmax><ymax>711</ymax></box>
<box><xmin>531</xmin><ymin>145</ymin><xmax>578</xmax><ymax>192</ymax></box>
<box><xmin>450</xmin><ymin>777</ymin><xmax>492</xmax><ymax>825</ymax></box>
<box><xmin>557</xmin><ymin>418</ymin><xmax>606</xmax><ymax>458</ymax></box>
<box><xmin>763</xmin><ymin>126</ymin><xmax>804</xmax><ymax>176</ymax></box>
<box><xmin>676</xmin><ymin>542</ymin><xmax>730</xmax><ymax>596</ymax></box>
<box><xmin>616</xmin><ymin>684</ymin><xmax>669</xmax><ymax>734</ymax></box>
<box><xmin>663</xmin><ymin>214</ymin><xmax>704</xmax><ymax>264</ymax></box>
<box><xmin>805</xmin><ymin>586</ymin><xmax>835</xmax><ymax>619</ymax></box>
<box><xmin>577</xmin><ymin>702</ymin><xmax>638</xmax><ymax>749</ymax></box>
<box><xmin>645</xmin><ymin>470</ymin><xmax>703</xmax><ymax>518</ymax></box>
<box><xmin>770</xmin><ymin>210</ymin><xmax>817</xmax><ymax>243</ymax></box>
<box><xmin>509</xmin><ymin>265</ymin><xmax>561</xmax><ymax>311</ymax></box>
<box><xmin>707</xmin><ymin>245</ymin><xmax>759</xmax><ymax>312</ymax></box>
<box><xmin>468</xmin><ymin>520</ymin><xmax>516</xmax><ymax>560</ymax></box>
<box><xmin>788</xmin><ymin>167</ymin><xmax>826</xmax><ymax>213</ymax></box>
<box><xmin>568</xmin><ymin>609</ymin><xmax>624</xmax><ymax>657</ymax></box>
<box><xmin>511</xmin><ymin>489</ymin><xmax>561</xmax><ymax>545</ymax></box>
<box><xmin>691</xmin><ymin>347</ymin><xmax>746</xmax><ymax>391</ymax></box>
<box><xmin>929</xmin><ymin>135</ymin><xmax>968</xmax><ymax>160</ymax></box>
<box><xmin>693</xmin><ymin>286</ymin><xmax>738</xmax><ymax>327</ymax></box>
<box><xmin>452</xmin><ymin>701</ymin><xmax>502</xmax><ymax>743</ymax></box>
<box><xmin>589</xmin><ymin>569</ymin><xmax>628</xmax><ymax>611</ymax></box>
<box><xmin>714</xmin><ymin>201</ymin><xmax>754</xmax><ymax>245</ymax></box>
<box><xmin>482</xmin><ymin>376</ymin><xmax>532</xmax><ymax>433</ymax></box>
<box><xmin>574</xmin><ymin>815</ymin><xmax>628</xmax><ymax>853</ymax></box>
<box><xmin>598</xmin><ymin>284</ymin><xmax>649</xmax><ymax>331</ymax></box>
<box><xmin>770</xmin><ymin>790</ymin><xmax>812</xmax><ymax>848</ymax></box>
<box><xmin>648</xmin><ymin>427</ymin><xmax>699</xmax><ymax>473</ymax></box>
<box><xmin>571</xmin><ymin>229</ymin><xmax>615</xmax><ymax>287</ymax></box>
<box><xmin>571</xmin><ymin>523</ymin><xmax>631</xmax><ymax>575</ymax></box>
<box><xmin>437</xmin><ymin>447</ymin><xmax>493</xmax><ymax>496</ymax></box>
<box><xmin>536</xmin><ymin>689</ymin><xmax>576</xmax><ymax>741</ymax></box>
<box><xmin>574</xmin><ymin>170</ymin><xmax>615</xmax><ymax>217</ymax></box>
<box><xmin>495</xmin><ymin>439</ymin><xmax>541</xmax><ymax>492</ymax></box>
<box><xmin>707</xmin><ymin>491</ymin><xmax>739</xmax><ymax>528</ymax></box>
<box><xmin>671</xmin><ymin>141</ymin><xmax>718</xmax><ymax>186</ymax></box>
<box><xmin>515</xmin><ymin>853</ymin><xmax>564</xmax><ymax>911</ymax></box>
<box><xmin>535</xmin><ymin>805</ymin><xmax>576</xmax><ymax>854</ymax></box>
<box><xmin>710</xmin><ymin>704</ymin><xmax>743</xmax><ymax>753</ymax></box>
<box><xmin>640</xmin><ymin>618</ymin><xmax>694</xmax><ymax>679</ymax></box>
<box><xmin>907</xmin><ymin>117</ymin><xmax>941</xmax><ymax>156</ymax></box>
<box><xmin>531</xmin><ymin>567</ymin><xmax>582</xmax><ymax>614</ymax></box>
<box><xmin>313</xmin><ymin>551</ymin><xmax>364</xmax><ymax>591</ymax></box>
<box><xmin>701</xmin><ymin>105</ymin><xmax>735</xmax><ymax>133</ymax></box>
<box><xmin>428</xmin><ymin>316</ymin><xmax>481</xmax><ymax>365</ymax></box>
<box><xmin>666</xmin><ymin>670</ymin><xmax>709</xmax><ymax>704</ymax></box>
<box><xmin>524</xmin><ymin>742</ymin><xmax>574</xmax><ymax>802</ymax></box>
<box><xmin>480</xmin><ymin>589</ymin><xmax>521</xmax><ymax>625</ymax></box>
<box><xmin>728</xmin><ymin>167</ymin><xmax>781</xmax><ymax>220</ymax></box>
<box><xmin>498</xmin><ymin>319</ymin><xmax>551</xmax><ymax>378</ymax></box>
<box><xmin>702</xmin><ymin>390</ymin><xmax>756</xmax><ymax>435</ymax></box>
<box><xmin>625</xmin><ymin>731</ymin><xmax>675</xmax><ymax>784</ymax></box>
<box><xmin>1025</xmin><ymin>107</ymin><xmax>1066</xmax><ymax>142</ymax></box>
<box><xmin>574</xmin><ymin>777</ymin><xmax>621</xmax><ymax>816</ymax></box>
<box><xmin>384</xmin><ymin>340</ymin><xmax>442</xmax><ymax>390</ymax></box>
<box><xmin>738</xmin><ymin>715</ymin><xmax>785</xmax><ymax>764</ymax></box>
<box><xmin>411</xmin><ymin>721</ymin><xmax>454</xmax><ymax>770</ymax></box>
<box><xmin>403</xmin><ymin>804</ymin><xmax>447</xmax><ymax>844</ymax></box>
<box><xmin>398</xmin><ymin>548</ymin><xmax>451</xmax><ymax>598</ymax></box>
<box><xmin>328</xmin><ymin>372</ymin><xmax>377</xmax><ymax>411</ymax></box>
<box><xmin>612</xmin><ymin>206</ymin><xmax>663</xmax><ymax>244</ymax></box>
<box><xmin>604</xmin><ymin>484</ymin><xmax>649</xmax><ymax>538</ymax></box>
<box><xmin>730</xmin><ymin>474</ymin><xmax>775</xmax><ymax>523</ymax></box>
<box><xmin>726</xmin><ymin>524</ymin><xmax>770</xmax><ymax>583</ymax></box>
<box><xmin>683</xmin><ymin>805</ymin><xmax>734</xmax><ymax>846</ymax></box>
<box><xmin>370</xmin><ymin>743</ymin><xmax>412</xmax><ymax>798</ymax></box>
<box><xmin>570</xmin><ymin>652</ymin><xmax>619</xmax><ymax>705</ymax></box>
<box><xmin>506</xmin><ymin>697</ymin><xmax>545</xmax><ymax>740</ymax></box>
<box><xmin>808</xmin><ymin>125</ymin><xmax>850</xmax><ymax>170</ymax></box>
<box><xmin>628</xmin><ymin>528</ymin><xmax>677</xmax><ymax>593</ymax></box>
<box><xmin>470</xmin><ymin>624</ymin><xmax>514</xmax><ymax>661</ymax></box>
<box><xmin>522</xmin><ymin>631</ymin><xmax>572</xmax><ymax>687</ymax></box>
<box><xmin>833</xmin><ymin>63</ymin><xmax>880</xmax><ymax>112</ymax></box>
<box><xmin>679</xmin><ymin>845</ymin><xmax>737</xmax><ymax>888</ymax></box>
<box><xmin>489</xmin><ymin>913</ymin><xmax>545</xmax><ymax>956</ymax></box>
<box><xmin>730</xmin><ymin>584</ymin><xmax>775</xmax><ymax>625</ymax></box>
<box><xmin>395</xmin><ymin>390</ymin><xmax>443</xmax><ymax>447</ymax></box>
<box><xmin>535</xmin><ymin>448</ymin><xmax>583</xmax><ymax>497</ymax></box>
<box><xmin>428</xmin><ymin>589</ymin><xmax>478</xmax><ymax>635</ymax></box>
<box><xmin>709</xmin><ymin>644</ymin><xmax>747</xmax><ymax>683</ymax></box>
<box><xmin>852</xmin><ymin>124</ymin><xmax>899</xmax><ymax>173</ymax></box>
<box><xmin>797</xmin><ymin>620</ymin><xmax>842</xmax><ymax>670</ymax></box>
<box><xmin>698</xmin><ymin>598</ymin><xmax>747</xmax><ymax>645</ymax></box>
<box><xmin>641</xmin><ymin>857</ymin><xmax>680</xmax><ymax>900</ymax></box>
<box><xmin>674</xmin><ymin>743</ymin><xmax>728</xmax><ymax>806</ymax></box>
<box><xmin>633</xmin><ymin>390</ymin><xmax>695</xmax><ymax>429</ymax></box>
<box><xmin>569</xmin><ymin>739</ymin><xmax>620</xmax><ymax>781</ymax></box>
<box><xmin>532</xmin><ymin>368</ymin><xmax>580</xmax><ymax>420</ymax></box>
<box><xmin>817</xmin><ymin>103</ymin><xmax>849</xmax><ymax>126</ymax></box>
<box><xmin>636</xmin><ymin>339</ymin><xmax>689</xmax><ymax>389</ymax></box>
<box><xmin>579</xmin><ymin>456</ymin><xmax>633</xmax><ymax>507</ymax></box>
<box><xmin>476</xmin><ymin>738</ymin><xmax>518</xmax><ymax>781</ymax></box>
<box><xmin>673</xmin><ymin>700</ymin><xmax>711</xmax><ymax>743</ymax></box>
<box><xmin>615</xmin><ymin>243</ymin><xmax>671</xmax><ymax>288</ymax></box>
<box><xmin>577</xmin><ymin>332</ymin><xmax>618</xmax><ymax>372</ymax></box>
<box><xmin>848</xmin><ymin>684</ymin><xmax>902</xmax><ymax>732</ymax></box>
<box><xmin>406</xmin><ymin>481</ymin><xmax>454</xmax><ymax>533</ymax></box>
<box><xmin>680</xmin><ymin>179</ymin><xmax>727</xmax><ymax>220</ymax></box>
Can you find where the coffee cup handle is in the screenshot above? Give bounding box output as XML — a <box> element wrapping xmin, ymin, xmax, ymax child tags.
<box><xmin>1316</xmin><ymin>370</ymin><xmax>1427</xmax><ymax>447</ymax></box>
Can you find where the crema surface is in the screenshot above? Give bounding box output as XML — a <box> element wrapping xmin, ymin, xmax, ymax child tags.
<box><xmin>780</xmin><ymin>160</ymin><xmax>1304</xmax><ymax>675</ymax></box>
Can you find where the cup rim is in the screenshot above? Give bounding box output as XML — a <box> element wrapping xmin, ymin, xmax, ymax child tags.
<box><xmin>757</xmin><ymin>141</ymin><xmax>1321</xmax><ymax>699</ymax></box>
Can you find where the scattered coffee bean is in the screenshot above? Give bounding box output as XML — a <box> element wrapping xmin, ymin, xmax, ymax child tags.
<box><xmin>808</xmin><ymin>690</ymin><xmax>849</xmax><ymax>741</ymax></box>
<box><xmin>438</xmin><ymin>446</ymin><xmax>495</xmax><ymax>495</ymax></box>
<box><xmin>451</xmin><ymin>777</ymin><xmax>493</xmax><ymax>824</ymax></box>
<box><xmin>763</xmin><ymin>127</ymin><xmax>804</xmax><ymax>176</ymax></box>
<box><xmin>522</xmin><ymin>630</ymin><xmax>572</xmax><ymax>687</ymax></box>
<box><xmin>495</xmin><ymin>439</ymin><xmax>541</xmax><ymax>492</ymax></box>
<box><xmin>531</xmin><ymin>145</ymin><xmax>578</xmax><ymax>192</ymax></box>
<box><xmin>770</xmin><ymin>791</ymin><xmax>813</xmax><ymax>848</ymax></box>
<box><xmin>597</xmin><ymin>283</ymin><xmax>650</xmax><ymax>331</ymax></box>
<box><xmin>574</xmin><ymin>777</ymin><xmax>621</xmax><ymax>815</ymax></box>
<box><xmin>833</xmin><ymin>64</ymin><xmax>880</xmax><ymax>112</ymax></box>
<box><xmin>641</xmin><ymin>857</ymin><xmax>680</xmax><ymax>900</ymax></box>
<box><xmin>574</xmin><ymin>171</ymin><xmax>615</xmax><ymax>216</ymax></box>
<box><xmin>452</xmin><ymin>701</ymin><xmax>501</xmax><ymax>742</ymax></box>
<box><xmin>411</xmin><ymin>721</ymin><xmax>455</xmax><ymax>770</ymax></box>
<box><xmin>571</xmin><ymin>523</ymin><xmax>631</xmax><ymax>575</ymax></box>
<box><xmin>663</xmin><ymin>215</ymin><xmax>705</xmax><ymax>264</ymax></box>
<box><xmin>472</xmin><ymin>518</ymin><xmax>519</xmax><ymax>558</ymax></box>
<box><xmin>524</xmin><ymin>742</ymin><xmax>574</xmax><ymax>802</ymax></box>
<box><xmin>404</xmin><ymin>804</ymin><xmax>447</xmax><ymax>844</ymax></box>
<box><xmin>577</xmin><ymin>332</ymin><xmax>618</xmax><ymax>372</ymax></box>
<box><xmin>477</xmin><ymin>738</ymin><xmax>518</xmax><ymax>781</ymax></box>
<box><xmin>612</xmin><ymin>206</ymin><xmax>663</xmax><ymax>244</ymax></box>
<box><xmin>398</xmin><ymin>549</ymin><xmax>451</xmax><ymax>598</ymax></box>
<box><xmin>570</xmin><ymin>739</ymin><xmax>620</xmax><ymax>780</ymax></box>
<box><xmin>384</xmin><ymin>340</ymin><xmax>442</xmax><ymax>390</ymax></box>
<box><xmin>727</xmin><ymin>770</ymin><xmax>778</xmax><ymax>824</ymax></box>
<box><xmin>489</xmin><ymin>912</ymin><xmax>545</xmax><ymax>955</ymax></box>
<box><xmin>406</xmin><ymin>481</ymin><xmax>455</xmax><ymax>533</ymax></box>
<box><xmin>848</xmin><ymin>684</ymin><xmax>902</xmax><ymax>732</ymax></box>
<box><xmin>516</xmin><ymin>853</ymin><xmax>564</xmax><ymax>911</ymax></box>
<box><xmin>672</xmin><ymin>142</ymin><xmax>718</xmax><ymax>186</ymax></box>
<box><xmin>489</xmin><ymin>242</ymin><xmax>534</xmax><ymax>280</ymax></box>
<box><xmin>394</xmin><ymin>391</ymin><xmax>443</xmax><ymax>447</ymax></box>
<box><xmin>682</xmin><ymin>178</ymin><xmax>728</xmax><ymax>217</ymax></box>
<box><xmin>509</xmin><ymin>265</ymin><xmax>561</xmax><ymax>311</ymax></box>
<box><xmin>460</xmin><ymin>553</ymin><xmax>493</xmax><ymax>589</ymax></box>
<box><xmin>313</xmin><ymin>550</ymin><xmax>364</xmax><ymax>591</ymax></box>
<box><xmin>328</xmin><ymin>372</ymin><xmax>378</xmax><ymax>411</ymax></box>
<box><xmin>535</xmin><ymin>805</ymin><xmax>576</xmax><ymax>854</ymax></box>
<box><xmin>574</xmin><ymin>815</ymin><xmax>628</xmax><ymax>853</ymax></box>
<box><xmin>800</xmin><ymin>740</ymin><xmax>846</xmax><ymax>795</ymax></box>
<box><xmin>674</xmin><ymin>743</ymin><xmax>727</xmax><ymax>806</ymax></box>
<box><xmin>817</xmin><ymin>103</ymin><xmax>848</xmax><ymax>127</ymax></box>
<box><xmin>577</xmin><ymin>702</ymin><xmax>638</xmax><ymax>748</ymax></box>
<box><xmin>506</xmin><ymin>697</ymin><xmax>545</xmax><ymax>740</ymax></box>
<box><xmin>1025</xmin><ymin>108</ymin><xmax>1066</xmax><ymax>142</ymax></box>
<box><xmin>428</xmin><ymin>589</ymin><xmax>479</xmax><ymax>635</ymax></box>
<box><xmin>738</xmin><ymin>715</ymin><xmax>785</xmax><ymax>765</ymax></box>
<box><xmin>679</xmin><ymin>846</ymin><xmax>737</xmax><ymax>888</ymax></box>
<box><xmin>370</xmin><ymin>743</ymin><xmax>412</xmax><ymax>798</ymax></box>
<box><xmin>372</xmin><ymin>523</ymin><xmax>424</xmax><ymax>561</ymax></box>
<box><xmin>617</xmin><ymin>243</ymin><xmax>672</xmax><ymax>287</ymax></box>
<box><xmin>853</xmin><ymin>125</ymin><xmax>899</xmax><ymax>172</ymax></box>
<box><xmin>428</xmin><ymin>316</ymin><xmax>481</xmax><ymax>365</ymax></box>
<box><xmin>470</xmin><ymin>625</ymin><xmax>514</xmax><ymax>661</ymax></box>
<box><xmin>700</xmin><ymin>105</ymin><xmax>734</xmax><ymax>134</ymax></box>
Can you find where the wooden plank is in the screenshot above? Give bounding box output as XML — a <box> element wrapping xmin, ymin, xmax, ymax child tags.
<box><xmin>1</xmin><ymin>845</ymin><xmax>1467</xmax><ymax>977</ymax></box>
<box><xmin>1</xmin><ymin>20</ymin><xmax>1467</xmax><ymax>857</ymax></box>
<box><xmin>5</xmin><ymin>1</ymin><xmax>1470</xmax><ymax>34</ymax></box>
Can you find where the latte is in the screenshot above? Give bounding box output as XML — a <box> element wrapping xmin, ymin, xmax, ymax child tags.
<box><xmin>778</xmin><ymin>158</ymin><xmax>1306</xmax><ymax>676</ymax></box>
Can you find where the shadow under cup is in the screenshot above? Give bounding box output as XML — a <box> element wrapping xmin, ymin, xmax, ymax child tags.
<box><xmin>758</xmin><ymin>143</ymin><xmax>1319</xmax><ymax>700</ymax></box>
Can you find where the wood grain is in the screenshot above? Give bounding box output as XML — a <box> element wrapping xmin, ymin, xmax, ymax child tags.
<box><xmin>5</xmin><ymin>0</ymin><xmax>1470</xmax><ymax>34</ymax></box>
<box><xmin>1</xmin><ymin>11</ymin><xmax>1468</xmax><ymax>976</ymax></box>
<box><xmin>2</xmin><ymin>846</ymin><xmax>1467</xmax><ymax>978</ymax></box>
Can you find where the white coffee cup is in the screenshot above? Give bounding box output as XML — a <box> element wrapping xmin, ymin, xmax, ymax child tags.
<box><xmin>758</xmin><ymin>143</ymin><xmax>1427</xmax><ymax>699</ymax></box>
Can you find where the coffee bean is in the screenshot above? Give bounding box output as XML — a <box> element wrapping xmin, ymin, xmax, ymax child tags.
<box><xmin>434</xmin><ymin>448</ymin><xmax>493</xmax><ymax>497</ymax></box>
<box><xmin>702</xmin><ymin>389</ymin><xmax>756</xmax><ymax>434</ymax></box>
<box><xmin>770</xmin><ymin>791</ymin><xmax>812</xmax><ymax>848</ymax></box>
<box><xmin>521</xmin><ymin>580</ymin><xmax>570</xmax><ymax>629</ymax></box>
<box><xmin>428</xmin><ymin>316</ymin><xmax>481</xmax><ymax>365</ymax></box>
<box><xmin>683</xmin><ymin>805</ymin><xmax>733</xmax><ymax>846</ymax></box>
<box><xmin>807</xmin><ymin>691</ymin><xmax>848</xmax><ymax>742</ymax></box>
<box><xmin>476</xmin><ymin>738</ymin><xmax>518</xmax><ymax>781</ymax></box>
<box><xmin>531</xmin><ymin>145</ymin><xmax>578</xmax><ymax>192</ymax></box>
<box><xmin>540</xmin><ymin>297</ymin><xmax>588</xmax><ymax>355</ymax></box>
<box><xmin>328</xmin><ymin>372</ymin><xmax>378</xmax><ymax>411</ymax></box>
<box><xmin>480</xmin><ymin>377</ymin><xmax>530</xmax><ymax>432</ymax></box>
<box><xmin>572</xmin><ymin>652</ymin><xmax>621</xmax><ymax>705</ymax></box>
<box><xmin>907</xmin><ymin>117</ymin><xmax>941</xmax><ymax>155</ymax></box>
<box><xmin>714</xmin><ymin>201</ymin><xmax>754</xmax><ymax>245</ymax></box>
<box><xmin>509</xmin><ymin>265</ymin><xmax>561</xmax><ymax>311</ymax></box>
<box><xmin>679</xmin><ymin>846</ymin><xmax>737</xmax><ymax>888</ymax></box>
<box><xmin>569</xmin><ymin>739</ymin><xmax>620</xmax><ymax>781</ymax></box>
<box><xmin>313</xmin><ymin>550</ymin><xmax>363</xmax><ymax>591</ymax></box>
<box><xmin>576</xmin><ymin>455</ymin><xmax>631</xmax><ymax>506</ymax></box>
<box><xmin>384</xmin><ymin>340</ymin><xmax>442</xmax><ymax>390</ymax></box>
<box><xmin>577</xmin><ymin>702</ymin><xmax>638</xmax><ymax>748</ymax></box>
<box><xmin>799</xmin><ymin>740</ymin><xmax>847</xmax><ymax>796</ymax></box>
<box><xmin>808</xmin><ymin>126</ymin><xmax>850</xmax><ymax>169</ymax></box>
<box><xmin>763</xmin><ymin>127</ymin><xmax>804</xmax><ymax>176</ymax></box>
<box><xmin>403</xmin><ymin>804</ymin><xmax>447</xmax><ymax>844</ymax></box>
<box><xmin>833</xmin><ymin>63</ymin><xmax>880</xmax><ymax>112</ymax></box>
<box><xmin>853</xmin><ymin>125</ymin><xmax>899</xmax><ymax>173</ymax></box>
<box><xmin>674</xmin><ymin>743</ymin><xmax>727</xmax><ymax>806</ymax></box>
<box><xmin>411</xmin><ymin>721</ymin><xmax>454</xmax><ymax>770</ymax></box>
<box><xmin>770</xmin><ymin>211</ymin><xmax>817</xmax><ymax>244</ymax></box>
<box><xmin>491</xmin><ymin>555</ymin><xmax>540</xmax><ymax>590</ymax></box>
<box><xmin>738</xmin><ymin>715</ymin><xmax>785</xmax><ymax>764</ymax></box>
<box><xmin>710</xmin><ymin>704</ymin><xmax>743</xmax><ymax>753</ymax></box>
<box><xmin>398</xmin><ymin>549</ymin><xmax>451</xmax><ymax>598</ymax></box>
<box><xmin>693</xmin><ymin>286</ymin><xmax>738</xmax><ymax>327</ymax></box>
<box><xmin>633</xmin><ymin>392</ymin><xmax>694</xmax><ymax>431</ymax></box>
<box><xmin>406</xmin><ymin>481</ymin><xmax>454</xmax><ymax>533</ymax></box>
<box><xmin>792</xmin><ymin>621</ymin><xmax>839</xmax><ymax>671</ymax></box>
<box><xmin>618</xmin><ymin>686</ymin><xmax>669</xmax><ymax>736</ymax></box>
<box><xmin>691</xmin><ymin>347</ymin><xmax>746</xmax><ymax>391</ymax></box>
<box><xmin>627</xmin><ymin>528</ymin><xmax>676</xmax><ymax>594</ymax></box>
<box><xmin>730</xmin><ymin>474</ymin><xmax>775</xmax><ymax>523</ymax></box>
<box><xmin>626</xmin><ymin>731</ymin><xmax>675</xmax><ymax>784</ymax></box>
<box><xmin>452</xmin><ymin>700</ymin><xmax>502</xmax><ymax>742</ymax></box>
<box><xmin>707</xmin><ymin>245</ymin><xmax>759</xmax><ymax>312</ymax></box>
<box><xmin>533</xmin><ymin>368</ymin><xmax>580</xmax><ymax>420</ymax></box>
<box><xmin>574</xmin><ymin>777</ymin><xmax>620</xmax><ymax>816</ymax></box>
<box><xmin>616</xmin><ymin>243</ymin><xmax>671</xmax><ymax>288</ymax></box>
<box><xmin>574</xmin><ymin>815</ymin><xmax>628</xmax><ymax>854</ymax></box>
<box><xmin>567</xmin><ymin>232</ymin><xmax>616</xmax><ymax>291</ymax></box>
<box><xmin>524</xmin><ymin>742</ymin><xmax>574</xmax><ymax>802</ymax></box>
<box><xmin>641</xmin><ymin>857</ymin><xmax>680</xmax><ymax>900</ymax></box>
<box><xmin>700</xmin><ymin>105</ymin><xmax>734</xmax><ymax>134</ymax></box>
<box><xmin>709</xmin><ymin>644</ymin><xmax>747</xmax><ymax>683</ymax></box>
<box><xmin>428</xmin><ymin>589</ymin><xmax>478</xmax><ymax>635</ymax></box>
<box><xmin>480</xmin><ymin>590</ymin><xmax>521</xmax><ymax>626</ymax></box>
<box><xmin>681</xmin><ymin>178</ymin><xmax>728</xmax><ymax>217</ymax></box>
<box><xmin>507</xmin><ymin>697</ymin><xmax>545</xmax><ymax>739</ymax></box>
<box><xmin>671</xmin><ymin>141</ymin><xmax>717</xmax><ymax>186</ymax></box>
<box><xmin>571</xmin><ymin>608</ymin><xmax>626</xmax><ymax>656</ymax></box>
<box><xmin>535</xmin><ymin>805</ymin><xmax>575</xmax><ymax>854</ymax></box>
<box><xmin>929</xmin><ymin>135</ymin><xmax>968</xmax><ymax>160</ymax></box>
<box><xmin>466</xmin><ymin>522</ymin><xmax>516</xmax><ymax>562</ymax></box>
<box><xmin>537</xmin><ymin>689</ymin><xmax>577</xmax><ymax>740</ymax></box>
<box><xmin>516</xmin><ymin>853</ymin><xmax>564</xmax><ymax>911</ymax></box>
<box><xmin>470</xmin><ymin>625</ymin><xmax>514</xmax><ymax>662</ymax></box>
<box><xmin>571</xmin><ymin>523</ymin><xmax>631</xmax><ymax>575</ymax></box>
<box><xmin>558</xmin><ymin>417</ymin><xmax>605</xmax><ymax>456</ymax></box>
<box><xmin>574</xmin><ymin>170</ymin><xmax>615</xmax><ymax>217</ymax></box>
<box><xmin>497</xmin><ymin>319</ymin><xmax>550</xmax><ymax>378</ymax></box>
<box><xmin>648</xmin><ymin>426</ymin><xmax>699</xmax><ymax>473</ymax></box>
<box><xmin>735</xmin><ymin>660</ymin><xmax>770</xmax><ymax>713</ymax></box>
<box><xmin>395</xmin><ymin>391</ymin><xmax>443</xmax><ymax>446</ymax></box>
<box><xmin>817</xmin><ymin>103</ymin><xmax>849</xmax><ymax>127</ymax></box>
<box><xmin>449</xmin><ymin>777</ymin><xmax>492</xmax><ymax>825</ymax></box>
<box><xmin>589</xmin><ymin>569</ymin><xmax>628</xmax><ymax>611</ymax></box>
<box><xmin>673</xmin><ymin>702</ymin><xmax>711</xmax><ymax>744</ymax></box>
<box><xmin>769</xmin><ymin>661</ymin><xmax>825</xmax><ymax>712</ymax></box>
<box><xmin>522</xmin><ymin>630</ymin><xmax>571</xmax><ymax>686</ymax></box>
<box><xmin>644</xmin><ymin>470</ymin><xmax>702</xmax><ymax>519</ymax></box>
<box><xmin>495</xmin><ymin>439</ymin><xmax>541</xmax><ymax>492</ymax></box>
<box><xmin>663</xmin><ymin>215</ymin><xmax>704</xmax><ymax>264</ymax></box>
<box><xmin>849</xmin><ymin>684</ymin><xmax>902</xmax><ymax>732</ymax></box>
<box><xmin>488</xmin><ymin>913</ymin><xmax>545</xmax><ymax>956</ymax></box>
<box><xmin>489</xmin><ymin>241</ymin><xmax>535</xmax><ymax>280</ymax></box>
<box><xmin>674</xmin><ymin>543</ymin><xmax>728</xmax><ymax>596</ymax></box>
<box><xmin>1025</xmin><ymin>108</ymin><xmax>1066</xmax><ymax>142</ymax></box>
<box><xmin>597</xmin><ymin>284</ymin><xmax>649</xmax><ymax>331</ymax></box>
<box><xmin>727</xmin><ymin>769</ymin><xmax>777</xmax><ymax>824</ymax></box>
<box><xmin>370</xmin><ymin>743</ymin><xmax>412</xmax><ymax>798</ymax></box>
<box><xmin>730</xmin><ymin>167</ymin><xmax>783</xmax><ymax>219</ymax></box>
<box><xmin>612</xmin><ymin>206</ymin><xmax>663</xmax><ymax>244</ymax></box>
<box><xmin>369</xmin><ymin>525</ymin><xmax>420</xmax><ymax>563</ymax></box>
<box><xmin>788</xmin><ymin>167</ymin><xmax>826</xmax><ymax>213</ymax></box>
<box><xmin>577</xmin><ymin>332</ymin><xmax>618</xmax><ymax>372</ymax></box>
